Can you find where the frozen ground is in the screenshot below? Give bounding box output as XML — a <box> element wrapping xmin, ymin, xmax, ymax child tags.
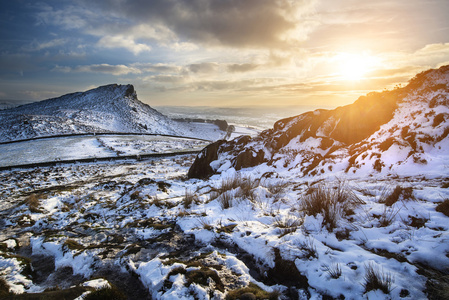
<box><xmin>1</xmin><ymin>155</ymin><xmax>448</xmax><ymax>299</ymax></box>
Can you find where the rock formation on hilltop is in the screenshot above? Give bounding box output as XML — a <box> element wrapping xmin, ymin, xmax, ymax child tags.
<box><xmin>0</xmin><ymin>84</ymin><xmax>222</xmax><ymax>142</ymax></box>
<box><xmin>189</xmin><ymin>65</ymin><xmax>449</xmax><ymax>178</ymax></box>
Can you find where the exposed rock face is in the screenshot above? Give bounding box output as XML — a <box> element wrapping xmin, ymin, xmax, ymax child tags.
<box><xmin>188</xmin><ymin>65</ymin><xmax>449</xmax><ymax>178</ymax></box>
<box><xmin>188</xmin><ymin>140</ymin><xmax>226</xmax><ymax>179</ymax></box>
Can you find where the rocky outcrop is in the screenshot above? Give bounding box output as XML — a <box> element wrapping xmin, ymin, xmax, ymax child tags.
<box><xmin>0</xmin><ymin>84</ymin><xmax>224</xmax><ymax>142</ymax></box>
<box><xmin>188</xmin><ymin>65</ymin><xmax>449</xmax><ymax>178</ymax></box>
<box><xmin>188</xmin><ymin>140</ymin><xmax>226</xmax><ymax>179</ymax></box>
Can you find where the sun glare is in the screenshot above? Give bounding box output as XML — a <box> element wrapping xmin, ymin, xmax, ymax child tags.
<box><xmin>338</xmin><ymin>53</ymin><xmax>379</xmax><ymax>81</ymax></box>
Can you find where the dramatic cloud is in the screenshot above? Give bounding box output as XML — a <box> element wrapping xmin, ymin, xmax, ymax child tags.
<box><xmin>1</xmin><ymin>0</ymin><xmax>449</xmax><ymax>107</ymax></box>
<box><xmin>86</xmin><ymin>0</ymin><xmax>316</xmax><ymax>49</ymax></box>
<box><xmin>54</xmin><ymin>64</ymin><xmax>142</xmax><ymax>75</ymax></box>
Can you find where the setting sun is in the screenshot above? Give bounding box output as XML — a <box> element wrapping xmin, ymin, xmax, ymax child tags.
<box><xmin>338</xmin><ymin>53</ymin><xmax>380</xmax><ymax>81</ymax></box>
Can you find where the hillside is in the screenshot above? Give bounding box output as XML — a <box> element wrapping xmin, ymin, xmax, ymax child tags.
<box><xmin>189</xmin><ymin>65</ymin><xmax>449</xmax><ymax>179</ymax></box>
<box><xmin>0</xmin><ymin>84</ymin><xmax>223</xmax><ymax>142</ymax></box>
<box><xmin>1</xmin><ymin>67</ymin><xmax>449</xmax><ymax>300</ymax></box>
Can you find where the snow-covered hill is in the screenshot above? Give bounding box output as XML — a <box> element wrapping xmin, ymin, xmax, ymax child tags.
<box><xmin>189</xmin><ymin>65</ymin><xmax>449</xmax><ymax>179</ymax></box>
<box><xmin>0</xmin><ymin>84</ymin><xmax>223</xmax><ymax>142</ymax></box>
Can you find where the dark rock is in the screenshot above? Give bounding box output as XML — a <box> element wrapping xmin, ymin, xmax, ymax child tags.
<box><xmin>188</xmin><ymin>140</ymin><xmax>226</xmax><ymax>179</ymax></box>
<box><xmin>234</xmin><ymin>149</ymin><xmax>266</xmax><ymax>170</ymax></box>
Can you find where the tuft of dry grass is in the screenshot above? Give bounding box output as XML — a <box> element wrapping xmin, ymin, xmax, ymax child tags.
<box><xmin>380</xmin><ymin>185</ymin><xmax>414</xmax><ymax>206</ymax></box>
<box><xmin>183</xmin><ymin>189</ymin><xmax>198</xmax><ymax>209</ymax></box>
<box><xmin>226</xmin><ymin>282</ymin><xmax>279</xmax><ymax>300</ymax></box>
<box><xmin>197</xmin><ymin>217</ymin><xmax>213</xmax><ymax>231</ymax></box>
<box><xmin>323</xmin><ymin>263</ymin><xmax>342</xmax><ymax>279</ymax></box>
<box><xmin>25</xmin><ymin>193</ymin><xmax>44</xmax><ymax>213</ymax></box>
<box><xmin>218</xmin><ymin>191</ymin><xmax>233</xmax><ymax>209</ymax></box>
<box><xmin>300</xmin><ymin>182</ymin><xmax>362</xmax><ymax>231</ymax></box>
<box><xmin>64</xmin><ymin>239</ymin><xmax>84</xmax><ymax>251</ymax></box>
<box><xmin>297</xmin><ymin>238</ymin><xmax>318</xmax><ymax>260</ymax></box>
<box><xmin>378</xmin><ymin>205</ymin><xmax>401</xmax><ymax>227</ymax></box>
<box><xmin>363</xmin><ymin>263</ymin><xmax>394</xmax><ymax>294</ymax></box>
<box><xmin>273</xmin><ymin>215</ymin><xmax>303</xmax><ymax>237</ymax></box>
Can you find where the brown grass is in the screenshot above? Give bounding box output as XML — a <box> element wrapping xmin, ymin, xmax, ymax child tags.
<box><xmin>300</xmin><ymin>183</ymin><xmax>362</xmax><ymax>231</ymax></box>
<box><xmin>364</xmin><ymin>263</ymin><xmax>394</xmax><ymax>294</ymax></box>
<box><xmin>226</xmin><ymin>282</ymin><xmax>279</xmax><ymax>300</ymax></box>
<box><xmin>436</xmin><ymin>199</ymin><xmax>449</xmax><ymax>217</ymax></box>
<box><xmin>183</xmin><ymin>189</ymin><xmax>198</xmax><ymax>209</ymax></box>
<box><xmin>25</xmin><ymin>193</ymin><xmax>43</xmax><ymax>213</ymax></box>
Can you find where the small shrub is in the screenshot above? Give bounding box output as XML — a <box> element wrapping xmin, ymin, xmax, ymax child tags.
<box><xmin>363</xmin><ymin>263</ymin><xmax>394</xmax><ymax>294</ymax></box>
<box><xmin>84</xmin><ymin>284</ymin><xmax>126</xmax><ymax>300</ymax></box>
<box><xmin>183</xmin><ymin>189</ymin><xmax>198</xmax><ymax>209</ymax></box>
<box><xmin>220</xmin><ymin>174</ymin><xmax>244</xmax><ymax>192</ymax></box>
<box><xmin>273</xmin><ymin>216</ymin><xmax>302</xmax><ymax>236</ymax></box>
<box><xmin>216</xmin><ymin>224</ymin><xmax>237</xmax><ymax>234</ymax></box>
<box><xmin>300</xmin><ymin>183</ymin><xmax>362</xmax><ymax>231</ymax></box>
<box><xmin>298</xmin><ymin>238</ymin><xmax>318</xmax><ymax>260</ymax></box>
<box><xmin>235</xmin><ymin>176</ymin><xmax>259</xmax><ymax>200</ymax></box>
<box><xmin>323</xmin><ymin>263</ymin><xmax>342</xmax><ymax>279</ymax></box>
<box><xmin>197</xmin><ymin>217</ymin><xmax>213</xmax><ymax>231</ymax></box>
<box><xmin>26</xmin><ymin>193</ymin><xmax>42</xmax><ymax>213</ymax></box>
<box><xmin>209</xmin><ymin>190</ymin><xmax>220</xmax><ymax>201</ymax></box>
<box><xmin>380</xmin><ymin>185</ymin><xmax>414</xmax><ymax>206</ymax></box>
<box><xmin>436</xmin><ymin>199</ymin><xmax>449</xmax><ymax>217</ymax></box>
<box><xmin>218</xmin><ymin>191</ymin><xmax>233</xmax><ymax>209</ymax></box>
<box><xmin>378</xmin><ymin>206</ymin><xmax>401</xmax><ymax>227</ymax></box>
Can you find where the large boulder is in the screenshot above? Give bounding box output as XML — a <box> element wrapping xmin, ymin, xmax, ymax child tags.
<box><xmin>188</xmin><ymin>140</ymin><xmax>226</xmax><ymax>179</ymax></box>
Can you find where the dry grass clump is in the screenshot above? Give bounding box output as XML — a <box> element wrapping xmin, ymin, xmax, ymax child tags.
<box><xmin>323</xmin><ymin>263</ymin><xmax>342</xmax><ymax>279</ymax></box>
<box><xmin>436</xmin><ymin>199</ymin><xmax>449</xmax><ymax>217</ymax></box>
<box><xmin>25</xmin><ymin>193</ymin><xmax>44</xmax><ymax>213</ymax></box>
<box><xmin>273</xmin><ymin>215</ymin><xmax>303</xmax><ymax>237</ymax></box>
<box><xmin>378</xmin><ymin>206</ymin><xmax>401</xmax><ymax>227</ymax></box>
<box><xmin>64</xmin><ymin>239</ymin><xmax>84</xmax><ymax>251</ymax></box>
<box><xmin>300</xmin><ymin>182</ymin><xmax>362</xmax><ymax>231</ymax></box>
<box><xmin>297</xmin><ymin>238</ymin><xmax>318</xmax><ymax>260</ymax></box>
<box><xmin>183</xmin><ymin>189</ymin><xmax>199</xmax><ymax>209</ymax></box>
<box><xmin>218</xmin><ymin>191</ymin><xmax>233</xmax><ymax>209</ymax></box>
<box><xmin>226</xmin><ymin>282</ymin><xmax>279</xmax><ymax>300</ymax></box>
<box><xmin>381</xmin><ymin>185</ymin><xmax>414</xmax><ymax>206</ymax></box>
<box><xmin>220</xmin><ymin>174</ymin><xmax>245</xmax><ymax>192</ymax></box>
<box><xmin>363</xmin><ymin>263</ymin><xmax>394</xmax><ymax>294</ymax></box>
<box><xmin>197</xmin><ymin>217</ymin><xmax>213</xmax><ymax>231</ymax></box>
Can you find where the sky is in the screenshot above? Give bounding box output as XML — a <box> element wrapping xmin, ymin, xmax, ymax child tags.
<box><xmin>1</xmin><ymin>0</ymin><xmax>449</xmax><ymax>108</ymax></box>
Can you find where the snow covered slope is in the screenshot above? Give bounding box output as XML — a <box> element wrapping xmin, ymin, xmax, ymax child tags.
<box><xmin>189</xmin><ymin>65</ymin><xmax>449</xmax><ymax>178</ymax></box>
<box><xmin>0</xmin><ymin>84</ymin><xmax>223</xmax><ymax>142</ymax></box>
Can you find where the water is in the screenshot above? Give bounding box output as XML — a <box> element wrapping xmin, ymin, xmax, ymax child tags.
<box><xmin>155</xmin><ymin>105</ymin><xmax>329</xmax><ymax>130</ymax></box>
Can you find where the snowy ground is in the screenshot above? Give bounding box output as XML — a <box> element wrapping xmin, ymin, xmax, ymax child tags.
<box><xmin>0</xmin><ymin>135</ymin><xmax>210</xmax><ymax>168</ymax></box>
<box><xmin>1</xmin><ymin>155</ymin><xmax>448</xmax><ymax>299</ymax></box>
